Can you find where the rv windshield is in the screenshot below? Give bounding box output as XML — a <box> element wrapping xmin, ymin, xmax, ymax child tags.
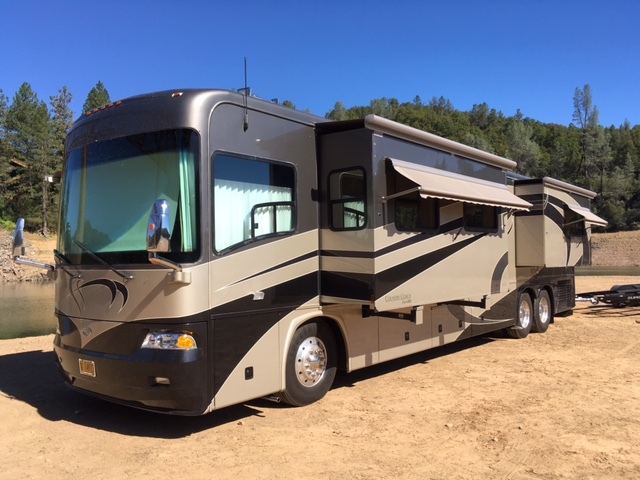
<box><xmin>58</xmin><ymin>129</ymin><xmax>199</xmax><ymax>265</ymax></box>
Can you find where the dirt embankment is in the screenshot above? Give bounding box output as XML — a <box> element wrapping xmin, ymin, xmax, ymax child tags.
<box><xmin>590</xmin><ymin>230</ymin><xmax>640</xmax><ymax>267</ymax></box>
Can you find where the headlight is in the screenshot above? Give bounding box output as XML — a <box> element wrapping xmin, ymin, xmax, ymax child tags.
<box><xmin>141</xmin><ymin>330</ymin><xmax>197</xmax><ymax>350</ymax></box>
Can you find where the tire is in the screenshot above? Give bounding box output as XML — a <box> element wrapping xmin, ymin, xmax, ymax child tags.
<box><xmin>532</xmin><ymin>289</ymin><xmax>552</xmax><ymax>333</ymax></box>
<box><xmin>278</xmin><ymin>321</ymin><xmax>337</xmax><ymax>407</ymax></box>
<box><xmin>507</xmin><ymin>292</ymin><xmax>533</xmax><ymax>339</ymax></box>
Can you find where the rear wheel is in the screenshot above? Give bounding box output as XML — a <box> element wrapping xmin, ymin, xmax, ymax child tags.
<box><xmin>532</xmin><ymin>289</ymin><xmax>552</xmax><ymax>333</ymax></box>
<box><xmin>278</xmin><ymin>321</ymin><xmax>337</xmax><ymax>407</ymax></box>
<box><xmin>507</xmin><ymin>292</ymin><xmax>533</xmax><ymax>339</ymax></box>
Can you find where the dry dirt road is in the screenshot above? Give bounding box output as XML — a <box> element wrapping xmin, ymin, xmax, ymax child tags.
<box><xmin>1</xmin><ymin>276</ymin><xmax>639</xmax><ymax>480</ymax></box>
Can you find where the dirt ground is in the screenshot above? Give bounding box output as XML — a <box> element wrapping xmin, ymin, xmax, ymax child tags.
<box><xmin>0</xmin><ymin>275</ymin><xmax>638</xmax><ymax>480</ymax></box>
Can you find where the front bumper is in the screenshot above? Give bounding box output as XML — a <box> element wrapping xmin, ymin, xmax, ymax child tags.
<box><xmin>53</xmin><ymin>320</ymin><xmax>209</xmax><ymax>415</ymax></box>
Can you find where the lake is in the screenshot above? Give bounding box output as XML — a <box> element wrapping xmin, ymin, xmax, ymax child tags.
<box><xmin>0</xmin><ymin>282</ymin><xmax>56</xmax><ymax>340</ymax></box>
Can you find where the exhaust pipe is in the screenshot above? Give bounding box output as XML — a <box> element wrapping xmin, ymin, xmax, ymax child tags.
<box><xmin>262</xmin><ymin>395</ymin><xmax>281</xmax><ymax>404</ymax></box>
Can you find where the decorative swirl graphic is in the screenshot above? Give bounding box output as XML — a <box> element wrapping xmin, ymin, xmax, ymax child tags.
<box><xmin>73</xmin><ymin>279</ymin><xmax>129</xmax><ymax>312</ymax></box>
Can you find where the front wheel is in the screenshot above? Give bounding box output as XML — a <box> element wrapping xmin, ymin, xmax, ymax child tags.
<box><xmin>278</xmin><ymin>321</ymin><xmax>337</xmax><ymax>407</ymax></box>
<box><xmin>507</xmin><ymin>292</ymin><xmax>533</xmax><ymax>339</ymax></box>
<box><xmin>532</xmin><ymin>289</ymin><xmax>552</xmax><ymax>333</ymax></box>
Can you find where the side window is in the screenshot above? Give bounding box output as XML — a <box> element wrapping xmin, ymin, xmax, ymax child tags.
<box><xmin>564</xmin><ymin>206</ymin><xmax>586</xmax><ymax>237</ymax></box>
<box><xmin>329</xmin><ymin>168</ymin><xmax>366</xmax><ymax>230</ymax></box>
<box><xmin>391</xmin><ymin>169</ymin><xmax>438</xmax><ymax>231</ymax></box>
<box><xmin>464</xmin><ymin>204</ymin><xmax>498</xmax><ymax>231</ymax></box>
<box><xmin>213</xmin><ymin>154</ymin><xmax>295</xmax><ymax>253</ymax></box>
<box><xmin>396</xmin><ymin>197</ymin><xmax>438</xmax><ymax>231</ymax></box>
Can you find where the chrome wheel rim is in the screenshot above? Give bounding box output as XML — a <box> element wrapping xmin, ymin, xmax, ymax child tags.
<box><xmin>538</xmin><ymin>296</ymin><xmax>550</xmax><ymax>325</ymax></box>
<box><xmin>519</xmin><ymin>299</ymin><xmax>532</xmax><ymax>329</ymax></box>
<box><xmin>295</xmin><ymin>336</ymin><xmax>327</xmax><ymax>388</ymax></box>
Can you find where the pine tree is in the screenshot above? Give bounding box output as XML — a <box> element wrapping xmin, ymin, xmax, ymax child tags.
<box><xmin>326</xmin><ymin>101</ymin><xmax>348</xmax><ymax>120</ymax></box>
<box><xmin>507</xmin><ymin>119</ymin><xmax>541</xmax><ymax>177</ymax></box>
<box><xmin>82</xmin><ymin>81</ymin><xmax>111</xmax><ymax>113</ymax></box>
<box><xmin>572</xmin><ymin>84</ymin><xmax>612</xmax><ymax>194</ymax></box>
<box><xmin>0</xmin><ymin>89</ymin><xmax>10</xmax><ymax>220</ymax></box>
<box><xmin>4</xmin><ymin>83</ymin><xmax>52</xmax><ymax>231</ymax></box>
<box><xmin>45</xmin><ymin>86</ymin><xmax>74</xmax><ymax>233</ymax></box>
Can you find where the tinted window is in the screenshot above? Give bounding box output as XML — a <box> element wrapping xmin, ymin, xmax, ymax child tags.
<box><xmin>328</xmin><ymin>168</ymin><xmax>366</xmax><ymax>230</ymax></box>
<box><xmin>464</xmin><ymin>204</ymin><xmax>498</xmax><ymax>231</ymax></box>
<box><xmin>214</xmin><ymin>154</ymin><xmax>295</xmax><ymax>253</ymax></box>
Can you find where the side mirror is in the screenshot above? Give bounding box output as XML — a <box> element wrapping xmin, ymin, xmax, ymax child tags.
<box><xmin>146</xmin><ymin>200</ymin><xmax>188</xmax><ymax>282</ymax></box>
<box><xmin>147</xmin><ymin>199</ymin><xmax>172</xmax><ymax>253</ymax></box>
<box><xmin>11</xmin><ymin>217</ymin><xmax>54</xmax><ymax>273</ymax></box>
<box><xmin>12</xmin><ymin>218</ymin><xmax>26</xmax><ymax>258</ymax></box>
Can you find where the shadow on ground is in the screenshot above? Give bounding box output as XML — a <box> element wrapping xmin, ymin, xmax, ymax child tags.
<box><xmin>0</xmin><ymin>334</ymin><xmax>497</xmax><ymax>438</ymax></box>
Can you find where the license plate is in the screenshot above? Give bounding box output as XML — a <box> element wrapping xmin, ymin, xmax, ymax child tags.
<box><xmin>79</xmin><ymin>359</ymin><xmax>96</xmax><ymax>377</ymax></box>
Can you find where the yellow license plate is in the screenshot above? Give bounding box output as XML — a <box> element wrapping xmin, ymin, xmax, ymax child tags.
<box><xmin>79</xmin><ymin>359</ymin><xmax>96</xmax><ymax>377</ymax></box>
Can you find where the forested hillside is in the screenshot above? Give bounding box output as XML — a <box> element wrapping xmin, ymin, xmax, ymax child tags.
<box><xmin>1</xmin><ymin>82</ymin><xmax>639</xmax><ymax>233</ymax></box>
<box><xmin>325</xmin><ymin>86</ymin><xmax>640</xmax><ymax>231</ymax></box>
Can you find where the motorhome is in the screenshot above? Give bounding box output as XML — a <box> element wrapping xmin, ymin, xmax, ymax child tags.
<box><xmin>12</xmin><ymin>89</ymin><xmax>606</xmax><ymax>414</ymax></box>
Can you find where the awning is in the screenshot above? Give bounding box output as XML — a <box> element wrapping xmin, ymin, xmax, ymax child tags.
<box><xmin>566</xmin><ymin>204</ymin><xmax>608</xmax><ymax>227</ymax></box>
<box><xmin>388</xmin><ymin>158</ymin><xmax>532</xmax><ymax>211</ymax></box>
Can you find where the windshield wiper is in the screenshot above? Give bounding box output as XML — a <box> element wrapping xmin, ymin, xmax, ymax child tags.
<box><xmin>53</xmin><ymin>249</ymin><xmax>82</xmax><ymax>278</ymax></box>
<box><xmin>54</xmin><ymin>249</ymin><xmax>73</xmax><ymax>265</ymax></box>
<box><xmin>73</xmin><ymin>240</ymin><xmax>134</xmax><ymax>281</ymax></box>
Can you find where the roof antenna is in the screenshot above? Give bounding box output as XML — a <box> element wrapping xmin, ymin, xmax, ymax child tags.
<box><xmin>242</xmin><ymin>57</ymin><xmax>249</xmax><ymax>132</ymax></box>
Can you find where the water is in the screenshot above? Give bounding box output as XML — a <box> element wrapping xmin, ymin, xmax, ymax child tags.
<box><xmin>0</xmin><ymin>282</ymin><xmax>56</xmax><ymax>340</ymax></box>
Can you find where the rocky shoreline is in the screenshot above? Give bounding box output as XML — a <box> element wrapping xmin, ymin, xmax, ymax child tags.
<box><xmin>0</xmin><ymin>229</ymin><xmax>52</xmax><ymax>284</ymax></box>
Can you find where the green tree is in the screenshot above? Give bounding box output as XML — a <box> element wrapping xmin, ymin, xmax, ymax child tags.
<box><xmin>83</xmin><ymin>81</ymin><xmax>111</xmax><ymax>113</ymax></box>
<box><xmin>507</xmin><ymin>119</ymin><xmax>541</xmax><ymax>177</ymax></box>
<box><xmin>572</xmin><ymin>84</ymin><xmax>597</xmax><ymax>129</ymax></box>
<box><xmin>585</xmin><ymin>124</ymin><xmax>613</xmax><ymax>193</ymax></box>
<box><xmin>470</xmin><ymin>103</ymin><xmax>491</xmax><ymax>129</ymax></box>
<box><xmin>0</xmin><ymin>89</ymin><xmax>10</xmax><ymax>219</ymax></box>
<box><xmin>50</xmin><ymin>87</ymin><xmax>73</xmax><ymax>158</ymax></box>
<box><xmin>369</xmin><ymin>97</ymin><xmax>397</xmax><ymax>119</ymax></box>
<box><xmin>573</xmin><ymin>84</ymin><xmax>601</xmax><ymax>181</ymax></box>
<box><xmin>45</xmin><ymin>86</ymin><xmax>74</xmax><ymax>233</ymax></box>
<box><xmin>541</xmin><ymin>124</ymin><xmax>582</xmax><ymax>181</ymax></box>
<box><xmin>463</xmin><ymin>132</ymin><xmax>494</xmax><ymax>153</ymax></box>
<box><xmin>428</xmin><ymin>96</ymin><xmax>454</xmax><ymax>115</ymax></box>
<box><xmin>4</xmin><ymin>83</ymin><xmax>51</xmax><ymax>232</ymax></box>
<box><xmin>572</xmin><ymin>85</ymin><xmax>615</xmax><ymax>226</ymax></box>
<box><xmin>326</xmin><ymin>101</ymin><xmax>348</xmax><ymax>120</ymax></box>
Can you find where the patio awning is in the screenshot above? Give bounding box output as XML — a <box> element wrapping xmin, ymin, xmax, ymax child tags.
<box><xmin>388</xmin><ymin>158</ymin><xmax>532</xmax><ymax>211</ymax></box>
<box><xmin>565</xmin><ymin>204</ymin><xmax>608</xmax><ymax>227</ymax></box>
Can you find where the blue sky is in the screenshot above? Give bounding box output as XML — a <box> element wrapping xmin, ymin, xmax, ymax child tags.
<box><xmin>1</xmin><ymin>0</ymin><xmax>639</xmax><ymax>127</ymax></box>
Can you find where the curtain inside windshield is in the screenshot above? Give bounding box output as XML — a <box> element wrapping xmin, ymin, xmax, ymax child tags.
<box><xmin>59</xmin><ymin>129</ymin><xmax>199</xmax><ymax>264</ymax></box>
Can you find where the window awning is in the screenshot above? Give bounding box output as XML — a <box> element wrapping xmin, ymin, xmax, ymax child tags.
<box><xmin>388</xmin><ymin>158</ymin><xmax>532</xmax><ymax>211</ymax></box>
<box><xmin>566</xmin><ymin>204</ymin><xmax>608</xmax><ymax>226</ymax></box>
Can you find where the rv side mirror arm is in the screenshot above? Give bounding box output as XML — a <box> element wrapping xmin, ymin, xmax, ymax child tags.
<box><xmin>147</xmin><ymin>253</ymin><xmax>191</xmax><ymax>285</ymax></box>
<box><xmin>148</xmin><ymin>252</ymin><xmax>182</xmax><ymax>272</ymax></box>
<box><xmin>12</xmin><ymin>218</ymin><xmax>55</xmax><ymax>272</ymax></box>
